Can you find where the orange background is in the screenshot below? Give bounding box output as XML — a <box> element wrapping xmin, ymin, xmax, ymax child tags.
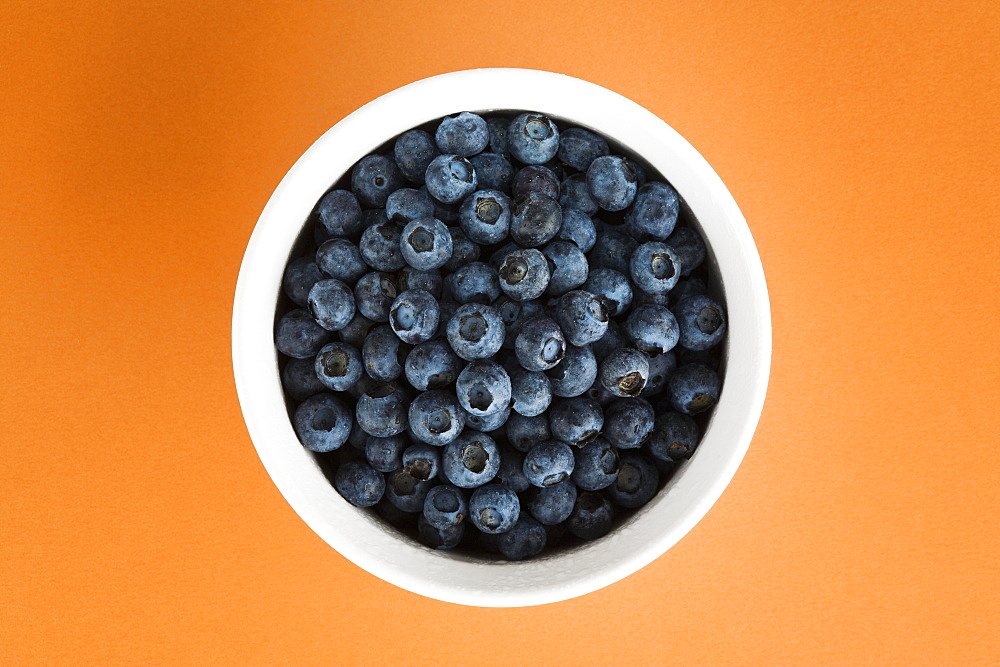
<box><xmin>3</xmin><ymin>1</ymin><xmax>999</xmax><ymax>663</ymax></box>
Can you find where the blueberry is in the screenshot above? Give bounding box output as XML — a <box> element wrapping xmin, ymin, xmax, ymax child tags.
<box><xmin>496</xmin><ymin>446</ymin><xmax>531</xmax><ymax>493</ymax></box>
<box><xmin>276</xmin><ymin>308</ymin><xmax>332</xmax><ymax>359</ymax></box>
<box><xmin>442</xmin><ymin>432</ymin><xmax>501</xmax><ymax>488</ymax></box>
<box><xmin>468</xmin><ymin>483</ymin><xmax>520</xmax><ymax>534</ymax></box>
<box><xmin>355</xmin><ymin>382</ymin><xmax>409</xmax><ymax>437</ymax></box>
<box><xmin>463</xmin><ymin>404</ymin><xmax>510</xmax><ymax>432</ymax></box>
<box><xmin>630</xmin><ymin>241</ymin><xmax>681</xmax><ymax>294</ymax></box>
<box><xmin>670</xmin><ymin>276</ymin><xmax>708</xmax><ymax>302</ymax></box>
<box><xmin>446</xmin><ymin>262</ymin><xmax>500</xmax><ymax>304</ymax></box>
<box><xmin>359</xmin><ymin>218</ymin><xmax>406</xmax><ymax>272</ymax></box>
<box><xmin>352</xmin><ymin>154</ymin><xmax>404</xmax><ymax>207</ymax></box>
<box><xmin>513</xmin><ymin>165</ymin><xmax>560</xmax><ymax>200</ymax></box>
<box><xmin>506</xmin><ymin>412</ymin><xmax>551</xmax><ymax>453</ymax></box>
<box><xmin>510</xmin><ymin>192</ymin><xmax>563</xmax><ymax>248</ymax></box>
<box><xmin>558</xmin><ymin>174</ymin><xmax>599</xmax><ymax>216</ymax></box>
<box><xmin>548</xmin><ymin>397</ymin><xmax>603</xmax><ymax>446</ymax></box>
<box><xmin>557</xmin><ymin>127</ymin><xmax>610</xmax><ymax>171</ymax></box>
<box><xmin>567</xmin><ymin>491</ymin><xmax>614</xmax><ymax>540</ymax></box>
<box><xmin>606</xmin><ymin>452</ymin><xmax>659</xmax><ymax>509</ymax></box>
<box><xmin>314</xmin><ymin>189</ymin><xmax>363</xmax><ymax>237</ymax></box>
<box><xmin>514</xmin><ymin>315</ymin><xmax>566</xmax><ymax>371</ymax></box>
<box><xmin>583</xmin><ymin>268</ymin><xmax>632</xmax><ymax>316</ymax></box>
<box><xmin>307</xmin><ymin>279</ymin><xmax>356</xmax><ymax>331</ymax></box>
<box><xmin>407</xmin><ymin>389</ymin><xmax>465</xmax><ymax>446</ymax></box>
<box><xmin>362</xmin><ymin>324</ymin><xmax>406</xmax><ymax>381</ymax></box>
<box><xmin>334</xmin><ymin>461</ymin><xmax>385</xmax><ymax>507</ymax></box>
<box><xmin>384</xmin><ymin>468</ymin><xmax>435</xmax><ymax>512</ymax></box>
<box><xmin>394</xmin><ymin>129</ymin><xmax>439</xmax><ymax>183</ymax></box>
<box><xmin>422</xmin><ymin>484</ymin><xmax>467</xmax><ymax>529</ymax></box>
<box><xmin>666</xmin><ymin>225</ymin><xmax>707</xmax><ymax>276</ymax></box>
<box><xmin>604</xmin><ymin>397</ymin><xmax>655</xmax><ymax>449</ymax></box>
<box><xmin>424</xmin><ymin>154</ymin><xmax>477</xmax><ymax>204</ymax></box>
<box><xmin>542</xmin><ymin>240</ymin><xmax>589</xmax><ymax>297</ymax></box>
<box><xmin>353</xmin><ymin>272</ymin><xmax>398</xmax><ymax>322</ymax></box>
<box><xmin>468</xmin><ymin>152</ymin><xmax>514</xmax><ymax>192</ymax></box>
<box><xmin>385</xmin><ymin>187</ymin><xmax>436</xmax><ymax>224</ymax></box>
<box><xmin>496</xmin><ymin>516</ymin><xmax>547</xmax><ymax>560</ymax></box>
<box><xmin>497</xmin><ymin>299</ymin><xmax>543</xmax><ymax>352</ymax></box>
<box><xmin>399</xmin><ymin>268</ymin><xmax>444</xmax><ymax>301</ymax></box>
<box><xmin>584</xmin><ymin>378</ymin><xmax>617</xmax><ymax>406</ymax></box>
<box><xmin>458</xmin><ymin>189</ymin><xmax>512</xmax><ymax>245</ymax></box>
<box><xmin>587</xmin><ymin>155</ymin><xmax>638</xmax><ymax>211</ymax></box>
<box><xmin>435</xmin><ymin>112</ymin><xmax>489</xmax><ymax>157</ymax></box>
<box><xmin>424</xmin><ymin>188</ymin><xmax>460</xmax><ymax>223</ymax></box>
<box><xmin>555</xmin><ymin>290</ymin><xmax>608</xmax><ymax>346</ymax></box>
<box><xmin>486</xmin><ymin>116</ymin><xmax>511</xmax><ymax>156</ymax></box>
<box><xmin>445</xmin><ymin>303</ymin><xmax>504</xmax><ymax>361</ymax></box>
<box><xmin>281</xmin><ymin>356</ymin><xmax>326</xmax><ymax>401</ymax></box>
<box><xmin>456</xmin><ymin>360</ymin><xmax>511</xmax><ymax>417</ymax></box>
<box><xmin>667</xmin><ymin>363</ymin><xmax>721</xmax><ymax>415</ymax></box>
<box><xmin>435</xmin><ymin>299</ymin><xmax>460</xmax><ymax>337</ymax></box>
<box><xmin>641</xmin><ymin>350</ymin><xmax>677</xmax><ymax>397</ymax></box>
<box><xmin>556</xmin><ymin>208</ymin><xmax>597</xmax><ymax>252</ymax></box>
<box><xmin>402</xmin><ymin>443</ymin><xmax>442</xmax><ymax>481</ymax></box>
<box><xmin>337</xmin><ymin>312</ymin><xmax>376</xmax><ymax>349</ymax></box>
<box><xmin>647</xmin><ymin>411</ymin><xmax>700</xmax><ymax>462</ymax></box>
<box><xmin>418</xmin><ymin>515</ymin><xmax>465</xmax><ymax>550</ymax></box>
<box><xmin>509</xmin><ymin>367</ymin><xmax>553</xmax><ymax>417</ymax></box>
<box><xmin>313</xmin><ymin>342</ymin><xmax>363</xmax><ymax>391</ymax></box>
<box><xmin>398</xmin><ymin>218</ymin><xmax>451</xmax><ymax>271</ymax></box>
<box><xmin>632</xmin><ymin>290</ymin><xmax>670</xmax><ymax>308</ymax></box>
<box><xmin>508</xmin><ymin>113</ymin><xmax>559</xmax><ymax>165</ymax></box>
<box><xmin>588</xmin><ymin>225</ymin><xmax>638</xmax><ymax>274</ymax></box>
<box><xmin>675</xmin><ymin>294</ymin><xmax>726</xmax><ymax>351</ymax></box>
<box><xmin>523</xmin><ymin>440</ymin><xmax>575</xmax><ymax>488</ymax></box>
<box><xmin>497</xmin><ymin>247</ymin><xmax>550</xmax><ymax>302</ymax></box>
<box><xmin>590</xmin><ymin>320</ymin><xmax>628</xmax><ymax>362</ymax></box>
<box><xmin>347</xmin><ymin>420</ymin><xmax>369</xmax><ymax>451</ymax></box>
<box><xmin>625</xmin><ymin>182</ymin><xmax>680</xmax><ymax>241</ymax></box>
<box><xmin>625</xmin><ymin>304</ymin><xmax>680</xmax><ymax>355</ymax></box>
<box><xmin>404</xmin><ymin>339</ymin><xmax>461</xmax><ymax>390</ymax></box>
<box><xmin>364</xmin><ymin>434</ymin><xmax>408</xmax><ymax>473</ymax></box>
<box><xmin>316</xmin><ymin>239</ymin><xmax>367</xmax><ymax>285</ymax></box>
<box><xmin>283</xmin><ymin>257</ymin><xmax>324</xmax><ymax>307</ymax></box>
<box><xmin>293</xmin><ymin>393</ymin><xmax>352</xmax><ymax>452</ymax></box>
<box><xmin>388</xmin><ymin>289</ymin><xmax>439</xmax><ymax>345</ymax></box>
<box><xmin>546</xmin><ymin>344</ymin><xmax>597</xmax><ymax>398</ymax></box>
<box><xmin>598</xmin><ymin>347</ymin><xmax>649</xmax><ymax>398</ymax></box>
<box><xmin>526</xmin><ymin>479</ymin><xmax>577</xmax><ymax>525</ymax></box>
<box><xmin>571</xmin><ymin>437</ymin><xmax>620</xmax><ymax>491</ymax></box>
<box><xmin>443</xmin><ymin>227</ymin><xmax>481</xmax><ymax>272</ymax></box>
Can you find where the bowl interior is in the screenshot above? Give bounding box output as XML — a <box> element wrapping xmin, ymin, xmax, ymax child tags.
<box><xmin>233</xmin><ymin>69</ymin><xmax>769</xmax><ymax>606</ymax></box>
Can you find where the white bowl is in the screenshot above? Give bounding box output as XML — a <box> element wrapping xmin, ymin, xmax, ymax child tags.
<box><xmin>232</xmin><ymin>68</ymin><xmax>771</xmax><ymax>607</ymax></box>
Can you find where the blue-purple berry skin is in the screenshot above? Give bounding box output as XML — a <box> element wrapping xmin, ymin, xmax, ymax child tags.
<box><xmin>555</xmin><ymin>290</ymin><xmax>609</xmax><ymax>347</ymax></box>
<box><xmin>567</xmin><ymin>492</ymin><xmax>614</xmax><ymax>540</ymax></box>
<box><xmin>315</xmin><ymin>189</ymin><xmax>363</xmax><ymax>237</ymax></box>
<box><xmin>456</xmin><ymin>359</ymin><xmax>511</xmax><ymax>417</ymax></box>
<box><xmin>557</xmin><ymin>208</ymin><xmax>597</xmax><ymax>252</ymax></box>
<box><xmin>294</xmin><ymin>393</ymin><xmax>352</xmax><ymax>452</ymax></box>
<box><xmin>445</xmin><ymin>303</ymin><xmax>505</xmax><ymax>361</ymax></box>
<box><xmin>559</xmin><ymin>174</ymin><xmax>599</xmax><ymax>216</ymax></box>
<box><xmin>394</xmin><ymin>129</ymin><xmax>439</xmax><ymax>183</ymax></box>
<box><xmin>508</xmin><ymin>113</ymin><xmax>560</xmax><ymax>165</ymax></box>
<box><xmin>418</xmin><ymin>515</ymin><xmax>465</xmax><ymax>550</ymax></box>
<box><xmin>459</xmin><ymin>189</ymin><xmax>512</xmax><ymax>245</ymax></box>
<box><xmin>514</xmin><ymin>315</ymin><xmax>566</xmax><ymax>371</ymax></box>
<box><xmin>365</xmin><ymin>434</ymin><xmax>408</xmax><ymax>473</ymax></box>
<box><xmin>598</xmin><ymin>347</ymin><xmax>650</xmax><ymax>398</ymax></box>
<box><xmin>667</xmin><ymin>363</ymin><xmax>721</xmax><ymax>415</ymax></box>
<box><xmin>468</xmin><ymin>152</ymin><xmax>514</xmax><ymax>192</ymax></box>
<box><xmin>402</xmin><ymin>443</ymin><xmax>442</xmax><ymax>481</ymax></box>
<box><xmin>526</xmin><ymin>479</ymin><xmax>578</xmax><ymax>525</ymax></box>
<box><xmin>359</xmin><ymin>218</ymin><xmax>406</xmax><ymax>272</ymax></box>
<box><xmin>335</xmin><ymin>461</ymin><xmax>385</xmax><ymax>507</ymax></box>
<box><xmin>424</xmin><ymin>154</ymin><xmax>478</xmax><ymax>204</ymax></box>
<box><xmin>675</xmin><ymin>294</ymin><xmax>727</xmax><ymax>351</ymax></box>
<box><xmin>511</xmin><ymin>192</ymin><xmax>563</xmax><ymax>248</ymax></box>
<box><xmin>446</xmin><ymin>262</ymin><xmax>501</xmax><ymax>305</ymax></box>
<box><xmin>281</xmin><ymin>356</ymin><xmax>326</xmax><ymax>402</ymax></box>
<box><xmin>469</xmin><ymin>483</ymin><xmax>520</xmax><ymax>534</ymax></box>
<box><xmin>407</xmin><ymin>389</ymin><xmax>465</xmax><ymax>446</ymax></box>
<box><xmin>509</xmin><ymin>367</ymin><xmax>553</xmax><ymax>417</ymax></box>
<box><xmin>389</xmin><ymin>288</ymin><xmax>439</xmax><ymax>345</ymax></box>
<box><xmin>276</xmin><ymin>308</ymin><xmax>332</xmax><ymax>359</ymax></box>
<box><xmin>316</xmin><ymin>239</ymin><xmax>367</xmax><ymax>285</ymax></box>
<box><xmin>547</xmin><ymin>344</ymin><xmax>597</xmax><ymax>398</ymax></box>
<box><xmin>386</xmin><ymin>187</ymin><xmax>436</xmax><ymax>224</ymax></box>
<box><xmin>523</xmin><ymin>440</ymin><xmax>576</xmax><ymax>488</ymax></box>
<box><xmin>435</xmin><ymin>112</ymin><xmax>489</xmax><ymax>157</ymax></box>
<box><xmin>557</xmin><ymin>127</ymin><xmax>609</xmax><ymax>171</ymax></box>
<box><xmin>548</xmin><ymin>397</ymin><xmax>604</xmax><ymax>446</ymax></box>
<box><xmin>571</xmin><ymin>437</ymin><xmax>620</xmax><ymax>491</ymax></box>
<box><xmin>587</xmin><ymin>155</ymin><xmax>638</xmax><ymax>211</ymax></box>
<box><xmin>542</xmin><ymin>241</ymin><xmax>589</xmax><ymax>297</ymax></box>
<box><xmin>404</xmin><ymin>339</ymin><xmax>461</xmax><ymax>391</ymax></box>
<box><xmin>647</xmin><ymin>411</ymin><xmax>701</xmax><ymax>463</ymax></box>
<box><xmin>355</xmin><ymin>383</ymin><xmax>409</xmax><ymax>438</ymax></box>
<box><xmin>496</xmin><ymin>516</ymin><xmax>547</xmax><ymax>560</ymax></box>
<box><xmin>505</xmin><ymin>412</ymin><xmax>552</xmax><ymax>453</ymax></box>
<box><xmin>283</xmin><ymin>257</ymin><xmax>323</xmax><ymax>307</ymax></box>
<box><xmin>666</xmin><ymin>225</ymin><xmax>707</xmax><ymax>276</ymax></box>
<box><xmin>583</xmin><ymin>268</ymin><xmax>633</xmax><ymax>317</ymax></box>
<box><xmin>603</xmin><ymin>397</ymin><xmax>656</xmax><ymax>449</ymax></box>
<box><xmin>626</xmin><ymin>303</ymin><xmax>680</xmax><ymax>356</ymax></box>
<box><xmin>606</xmin><ymin>452</ymin><xmax>660</xmax><ymax>509</ymax></box>
<box><xmin>630</xmin><ymin>241</ymin><xmax>681</xmax><ymax>294</ymax></box>
<box><xmin>400</xmin><ymin>218</ymin><xmax>453</xmax><ymax>271</ymax></box>
<box><xmin>353</xmin><ymin>272</ymin><xmax>398</xmax><ymax>323</ymax></box>
<box><xmin>362</xmin><ymin>324</ymin><xmax>406</xmax><ymax>382</ymax></box>
<box><xmin>314</xmin><ymin>341</ymin><xmax>363</xmax><ymax>391</ymax></box>
<box><xmin>625</xmin><ymin>182</ymin><xmax>680</xmax><ymax>241</ymax></box>
<box><xmin>352</xmin><ymin>155</ymin><xmax>404</xmax><ymax>207</ymax></box>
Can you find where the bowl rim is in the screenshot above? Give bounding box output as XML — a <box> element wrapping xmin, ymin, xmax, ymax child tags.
<box><xmin>232</xmin><ymin>68</ymin><xmax>771</xmax><ymax>607</ymax></box>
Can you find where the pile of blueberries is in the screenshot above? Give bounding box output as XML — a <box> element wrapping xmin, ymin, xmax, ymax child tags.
<box><xmin>275</xmin><ymin>110</ymin><xmax>726</xmax><ymax>561</ymax></box>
